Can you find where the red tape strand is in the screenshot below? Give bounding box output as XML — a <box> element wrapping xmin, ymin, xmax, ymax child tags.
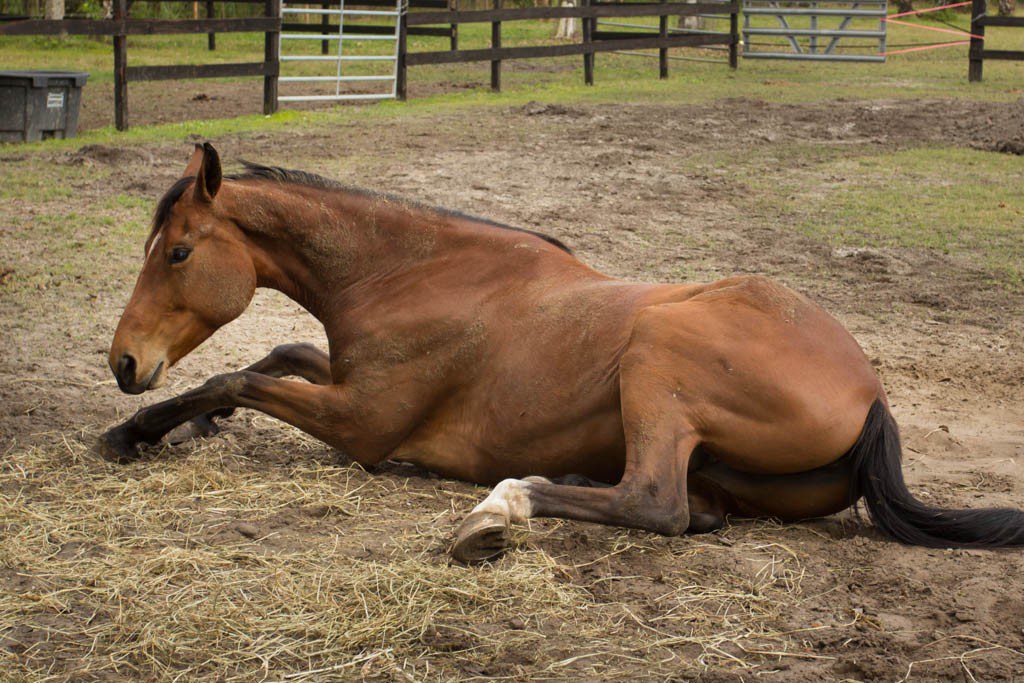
<box><xmin>879</xmin><ymin>39</ymin><xmax>970</xmax><ymax>55</ymax></box>
<box><xmin>882</xmin><ymin>16</ymin><xmax>984</xmax><ymax>40</ymax></box>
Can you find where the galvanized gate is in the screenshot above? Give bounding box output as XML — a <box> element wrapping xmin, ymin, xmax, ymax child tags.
<box><xmin>742</xmin><ymin>0</ymin><xmax>887</xmax><ymax>62</ymax></box>
<box><xmin>278</xmin><ymin>0</ymin><xmax>404</xmax><ymax>103</ymax></box>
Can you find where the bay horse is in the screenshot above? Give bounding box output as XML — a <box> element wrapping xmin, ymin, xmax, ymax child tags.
<box><xmin>100</xmin><ymin>143</ymin><xmax>1024</xmax><ymax>562</ymax></box>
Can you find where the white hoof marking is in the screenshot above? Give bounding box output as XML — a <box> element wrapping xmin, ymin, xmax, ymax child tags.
<box><xmin>471</xmin><ymin>478</ymin><xmax>536</xmax><ymax>523</ymax></box>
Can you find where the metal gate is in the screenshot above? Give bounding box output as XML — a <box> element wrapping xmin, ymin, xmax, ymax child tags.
<box><xmin>742</xmin><ymin>0</ymin><xmax>887</xmax><ymax>62</ymax></box>
<box><xmin>278</xmin><ymin>0</ymin><xmax>404</xmax><ymax>103</ymax></box>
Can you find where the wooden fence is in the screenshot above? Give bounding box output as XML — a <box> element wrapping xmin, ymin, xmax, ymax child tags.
<box><xmin>0</xmin><ymin>0</ymin><xmax>737</xmax><ymax>128</ymax></box>
<box><xmin>398</xmin><ymin>0</ymin><xmax>739</xmax><ymax>99</ymax></box>
<box><xmin>0</xmin><ymin>0</ymin><xmax>281</xmax><ymax>130</ymax></box>
<box><xmin>968</xmin><ymin>0</ymin><xmax>1024</xmax><ymax>81</ymax></box>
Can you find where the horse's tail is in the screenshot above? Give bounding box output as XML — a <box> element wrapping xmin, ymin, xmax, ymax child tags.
<box><xmin>851</xmin><ymin>399</ymin><xmax>1024</xmax><ymax>548</ymax></box>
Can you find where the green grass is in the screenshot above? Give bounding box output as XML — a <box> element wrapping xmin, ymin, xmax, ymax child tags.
<box><xmin>723</xmin><ymin>145</ymin><xmax>1024</xmax><ymax>288</ymax></box>
<box><xmin>807</xmin><ymin>148</ymin><xmax>1024</xmax><ymax>286</ymax></box>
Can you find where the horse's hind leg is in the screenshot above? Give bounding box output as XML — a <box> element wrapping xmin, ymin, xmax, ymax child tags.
<box><xmin>165</xmin><ymin>343</ymin><xmax>331</xmax><ymax>444</ymax></box>
<box><xmin>452</xmin><ymin>330</ymin><xmax>706</xmax><ymax>562</ymax></box>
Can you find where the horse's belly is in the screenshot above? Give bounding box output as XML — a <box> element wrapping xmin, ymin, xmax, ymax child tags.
<box><xmin>394</xmin><ymin>405</ymin><xmax>626</xmax><ymax>486</ymax></box>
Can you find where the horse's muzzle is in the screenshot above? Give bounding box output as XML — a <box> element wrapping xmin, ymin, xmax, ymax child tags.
<box><xmin>113</xmin><ymin>354</ymin><xmax>164</xmax><ymax>395</ymax></box>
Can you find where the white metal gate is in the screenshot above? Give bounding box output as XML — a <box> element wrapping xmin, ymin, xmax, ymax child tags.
<box><xmin>279</xmin><ymin>0</ymin><xmax>403</xmax><ymax>103</ymax></box>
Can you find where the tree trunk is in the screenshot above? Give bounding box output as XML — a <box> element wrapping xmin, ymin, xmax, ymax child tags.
<box><xmin>677</xmin><ymin>0</ymin><xmax>704</xmax><ymax>30</ymax></box>
<box><xmin>554</xmin><ymin>0</ymin><xmax>579</xmax><ymax>39</ymax></box>
<box><xmin>45</xmin><ymin>0</ymin><xmax>64</xmax><ymax>20</ymax></box>
<box><xmin>998</xmin><ymin>0</ymin><xmax>1015</xmax><ymax>16</ymax></box>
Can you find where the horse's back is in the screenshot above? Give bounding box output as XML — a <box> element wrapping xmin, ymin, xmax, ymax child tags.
<box><xmin>626</xmin><ymin>275</ymin><xmax>881</xmax><ymax>474</ymax></box>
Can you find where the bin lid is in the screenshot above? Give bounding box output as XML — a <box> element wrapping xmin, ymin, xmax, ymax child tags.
<box><xmin>0</xmin><ymin>70</ymin><xmax>90</xmax><ymax>88</ymax></box>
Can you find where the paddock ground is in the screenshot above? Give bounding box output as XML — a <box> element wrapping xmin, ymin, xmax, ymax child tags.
<box><xmin>2</xmin><ymin>77</ymin><xmax>1024</xmax><ymax>680</ymax></box>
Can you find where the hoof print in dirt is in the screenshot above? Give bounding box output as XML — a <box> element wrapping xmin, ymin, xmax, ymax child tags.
<box><xmin>451</xmin><ymin>512</ymin><xmax>511</xmax><ymax>564</ymax></box>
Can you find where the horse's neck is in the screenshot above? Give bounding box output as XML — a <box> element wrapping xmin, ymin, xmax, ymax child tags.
<box><xmin>226</xmin><ymin>181</ymin><xmax>467</xmax><ymax>325</ymax></box>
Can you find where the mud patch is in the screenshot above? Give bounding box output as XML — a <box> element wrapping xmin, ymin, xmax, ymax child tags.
<box><xmin>66</xmin><ymin>143</ymin><xmax>155</xmax><ymax>167</ymax></box>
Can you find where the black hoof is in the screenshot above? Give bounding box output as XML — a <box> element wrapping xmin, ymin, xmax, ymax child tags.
<box><xmin>165</xmin><ymin>413</ymin><xmax>222</xmax><ymax>445</ymax></box>
<box><xmin>96</xmin><ymin>425</ymin><xmax>142</xmax><ymax>463</ymax></box>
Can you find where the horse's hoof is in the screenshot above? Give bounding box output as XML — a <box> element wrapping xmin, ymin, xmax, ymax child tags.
<box><xmin>96</xmin><ymin>426</ymin><xmax>141</xmax><ymax>463</ymax></box>
<box><xmin>165</xmin><ymin>414</ymin><xmax>221</xmax><ymax>445</ymax></box>
<box><xmin>451</xmin><ymin>511</ymin><xmax>510</xmax><ymax>564</ymax></box>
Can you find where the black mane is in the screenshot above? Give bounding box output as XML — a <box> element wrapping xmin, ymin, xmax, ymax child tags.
<box><xmin>148</xmin><ymin>163</ymin><xmax>571</xmax><ymax>254</ymax></box>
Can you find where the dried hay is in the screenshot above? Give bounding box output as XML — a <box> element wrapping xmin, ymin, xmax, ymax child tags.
<box><xmin>0</xmin><ymin>428</ymin><xmax>839</xmax><ymax>681</ymax></box>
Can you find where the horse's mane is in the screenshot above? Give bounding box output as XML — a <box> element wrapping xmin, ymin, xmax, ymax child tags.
<box><xmin>147</xmin><ymin>162</ymin><xmax>571</xmax><ymax>255</ymax></box>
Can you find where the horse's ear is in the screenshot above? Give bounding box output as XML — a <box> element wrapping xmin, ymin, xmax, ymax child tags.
<box><xmin>182</xmin><ymin>143</ymin><xmax>204</xmax><ymax>179</ymax></box>
<box><xmin>193</xmin><ymin>142</ymin><xmax>222</xmax><ymax>203</ymax></box>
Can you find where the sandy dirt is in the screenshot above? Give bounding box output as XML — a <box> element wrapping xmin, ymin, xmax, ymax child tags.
<box><xmin>2</xmin><ymin>97</ymin><xmax>1024</xmax><ymax>681</ymax></box>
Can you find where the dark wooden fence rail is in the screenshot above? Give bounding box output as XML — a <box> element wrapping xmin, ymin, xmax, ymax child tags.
<box><xmin>0</xmin><ymin>0</ymin><xmax>280</xmax><ymax>130</ymax></box>
<box><xmin>399</xmin><ymin>0</ymin><xmax>738</xmax><ymax>98</ymax></box>
<box><xmin>969</xmin><ymin>0</ymin><xmax>1024</xmax><ymax>81</ymax></box>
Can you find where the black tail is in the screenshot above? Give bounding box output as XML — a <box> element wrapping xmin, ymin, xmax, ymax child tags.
<box><xmin>850</xmin><ymin>399</ymin><xmax>1024</xmax><ymax>548</ymax></box>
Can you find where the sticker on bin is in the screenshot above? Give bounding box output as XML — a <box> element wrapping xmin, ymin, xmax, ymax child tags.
<box><xmin>47</xmin><ymin>91</ymin><xmax>65</xmax><ymax>109</ymax></box>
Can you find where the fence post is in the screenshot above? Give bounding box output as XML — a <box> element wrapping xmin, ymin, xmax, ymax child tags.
<box><xmin>582</xmin><ymin>0</ymin><xmax>593</xmax><ymax>85</ymax></box>
<box><xmin>450</xmin><ymin>0</ymin><xmax>458</xmax><ymax>50</ymax></box>
<box><xmin>322</xmin><ymin>0</ymin><xmax>330</xmax><ymax>55</ymax></box>
<box><xmin>264</xmin><ymin>0</ymin><xmax>280</xmax><ymax>114</ymax></box>
<box><xmin>658</xmin><ymin>0</ymin><xmax>667</xmax><ymax>78</ymax></box>
<box><xmin>729</xmin><ymin>0</ymin><xmax>738</xmax><ymax>69</ymax></box>
<box><xmin>491</xmin><ymin>0</ymin><xmax>501</xmax><ymax>92</ymax></box>
<box><xmin>206</xmin><ymin>0</ymin><xmax>215</xmax><ymax>50</ymax></box>
<box><xmin>113</xmin><ymin>0</ymin><xmax>128</xmax><ymax>131</ymax></box>
<box><xmin>397</xmin><ymin>0</ymin><xmax>408</xmax><ymax>100</ymax></box>
<box><xmin>968</xmin><ymin>0</ymin><xmax>985</xmax><ymax>82</ymax></box>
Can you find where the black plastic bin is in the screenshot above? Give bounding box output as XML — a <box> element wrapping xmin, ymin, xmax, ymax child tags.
<box><xmin>0</xmin><ymin>70</ymin><xmax>89</xmax><ymax>143</ymax></box>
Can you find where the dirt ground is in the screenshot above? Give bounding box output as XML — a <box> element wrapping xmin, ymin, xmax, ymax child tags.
<box><xmin>74</xmin><ymin>71</ymin><xmax>479</xmax><ymax>132</ymax></box>
<box><xmin>2</xmin><ymin>96</ymin><xmax>1024</xmax><ymax>681</ymax></box>
<box><xmin>75</xmin><ymin>65</ymin><xmax>529</xmax><ymax>131</ymax></box>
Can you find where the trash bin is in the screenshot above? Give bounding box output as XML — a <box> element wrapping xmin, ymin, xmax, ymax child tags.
<box><xmin>0</xmin><ymin>70</ymin><xmax>89</xmax><ymax>143</ymax></box>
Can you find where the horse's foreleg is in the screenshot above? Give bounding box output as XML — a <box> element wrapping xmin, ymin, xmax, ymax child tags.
<box><xmin>97</xmin><ymin>370</ymin><xmax>354</xmax><ymax>463</ymax></box>
<box><xmin>159</xmin><ymin>343</ymin><xmax>331</xmax><ymax>444</ymax></box>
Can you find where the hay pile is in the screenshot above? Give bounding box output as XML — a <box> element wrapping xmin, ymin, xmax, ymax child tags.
<box><xmin>1</xmin><ymin>427</ymin><xmax>838</xmax><ymax>680</ymax></box>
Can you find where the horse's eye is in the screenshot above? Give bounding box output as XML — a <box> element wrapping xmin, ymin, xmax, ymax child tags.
<box><xmin>169</xmin><ymin>246</ymin><xmax>192</xmax><ymax>264</ymax></box>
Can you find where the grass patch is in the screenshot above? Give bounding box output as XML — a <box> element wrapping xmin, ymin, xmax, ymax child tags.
<box><xmin>737</xmin><ymin>146</ymin><xmax>1024</xmax><ymax>287</ymax></box>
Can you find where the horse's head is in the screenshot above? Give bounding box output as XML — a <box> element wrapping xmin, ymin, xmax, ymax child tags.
<box><xmin>108</xmin><ymin>143</ymin><xmax>256</xmax><ymax>394</ymax></box>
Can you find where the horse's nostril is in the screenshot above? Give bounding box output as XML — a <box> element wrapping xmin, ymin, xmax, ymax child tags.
<box><xmin>118</xmin><ymin>353</ymin><xmax>137</xmax><ymax>384</ymax></box>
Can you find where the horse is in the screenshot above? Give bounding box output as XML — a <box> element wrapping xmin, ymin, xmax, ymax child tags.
<box><xmin>99</xmin><ymin>143</ymin><xmax>1024</xmax><ymax>562</ymax></box>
